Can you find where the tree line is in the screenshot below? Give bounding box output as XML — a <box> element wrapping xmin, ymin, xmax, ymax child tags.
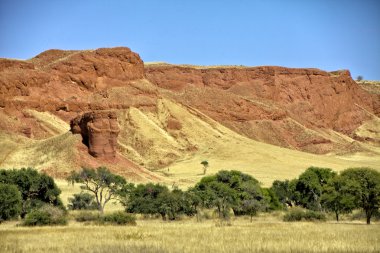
<box><xmin>272</xmin><ymin>166</ymin><xmax>380</xmax><ymax>224</ymax></box>
<box><xmin>67</xmin><ymin>166</ymin><xmax>380</xmax><ymax>224</ymax></box>
<box><xmin>1</xmin><ymin>166</ymin><xmax>379</xmax><ymax>225</ymax></box>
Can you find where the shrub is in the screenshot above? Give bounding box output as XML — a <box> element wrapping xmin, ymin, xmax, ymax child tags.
<box><xmin>0</xmin><ymin>183</ymin><xmax>22</xmax><ymax>222</ymax></box>
<box><xmin>74</xmin><ymin>211</ymin><xmax>136</xmax><ymax>225</ymax></box>
<box><xmin>351</xmin><ymin>210</ymin><xmax>380</xmax><ymax>222</ymax></box>
<box><xmin>98</xmin><ymin>211</ymin><xmax>136</xmax><ymax>225</ymax></box>
<box><xmin>303</xmin><ymin>210</ymin><xmax>326</xmax><ymax>221</ymax></box>
<box><xmin>283</xmin><ymin>208</ymin><xmax>304</xmax><ymax>221</ymax></box>
<box><xmin>74</xmin><ymin>211</ymin><xmax>100</xmax><ymax>222</ymax></box>
<box><xmin>283</xmin><ymin>208</ymin><xmax>326</xmax><ymax>222</ymax></box>
<box><xmin>23</xmin><ymin>205</ymin><xmax>67</xmax><ymax>226</ymax></box>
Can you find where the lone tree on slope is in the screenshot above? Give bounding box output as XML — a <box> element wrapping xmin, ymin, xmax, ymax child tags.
<box><xmin>201</xmin><ymin>160</ymin><xmax>209</xmax><ymax>175</ymax></box>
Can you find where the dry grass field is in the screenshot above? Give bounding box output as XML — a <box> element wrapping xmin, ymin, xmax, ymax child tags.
<box><xmin>0</xmin><ymin>217</ymin><xmax>379</xmax><ymax>253</ymax></box>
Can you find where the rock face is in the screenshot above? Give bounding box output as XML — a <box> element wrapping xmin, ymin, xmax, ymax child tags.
<box><xmin>1</xmin><ymin>47</ymin><xmax>379</xmax><ymax>162</ymax></box>
<box><xmin>145</xmin><ymin>64</ymin><xmax>380</xmax><ymax>152</ymax></box>
<box><xmin>42</xmin><ymin>47</ymin><xmax>145</xmax><ymax>91</ymax></box>
<box><xmin>70</xmin><ymin>111</ymin><xmax>120</xmax><ymax>159</ymax></box>
<box><xmin>146</xmin><ymin>65</ymin><xmax>377</xmax><ymax>133</ymax></box>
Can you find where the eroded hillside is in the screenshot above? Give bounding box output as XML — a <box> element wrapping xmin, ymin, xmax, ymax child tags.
<box><xmin>1</xmin><ymin>47</ymin><xmax>379</xmax><ymax>186</ymax></box>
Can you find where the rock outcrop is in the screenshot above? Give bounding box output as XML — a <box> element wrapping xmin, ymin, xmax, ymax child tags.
<box><xmin>70</xmin><ymin>111</ymin><xmax>120</xmax><ymax>159</ymax></box>
<box><xmin>0</xmin><ymin>47</ymin><xmax>145</xmax><ymax>113</ymax></box>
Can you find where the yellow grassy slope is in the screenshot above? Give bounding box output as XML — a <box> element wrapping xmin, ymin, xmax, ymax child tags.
<box><xmin>0</xmin><ymin>131</ymin><xmax>79</xmax><ymax>174</ymax></box>
<box><xmin>116</xmin><ymin>98</ymin><xmax>380</xmax><ymax>187</ymax></box>
<box><xmin>0</xmin><ymin>109</ymin><xmax>79</xmax><ymax>174</ymax></box>
<box><xmin>1</xmin><ymin>100</ymin><xmax>380</xmax><ymax>188</ymax></box>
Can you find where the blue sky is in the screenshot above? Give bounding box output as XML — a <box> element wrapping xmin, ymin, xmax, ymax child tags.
<box><xmin>1</xmin><ymin>0</ymin><xmax>379</xmax><ymax>79</ymax></box>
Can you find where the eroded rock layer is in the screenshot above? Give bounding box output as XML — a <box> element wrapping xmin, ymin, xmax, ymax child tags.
<box><xmin>70</xmin><ymin>111</ymin><xmax>120</xmax><ymax>159</ymax></box>
<box><xmin>146</xmin><ymin>64</ymin><xmax>379</xmax><ymax>152</ymax></box>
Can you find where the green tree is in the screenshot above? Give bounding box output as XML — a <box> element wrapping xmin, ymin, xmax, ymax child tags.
<box><xmin>0</xmin><ymin>183</ymin><xmax>22</xmax><ymax>221</ymax></box>
<box><xmin>271</xmin><ymin>179</ymin><xmax>295</xmax><ymax>207</ymax></box>
<box><xmin>340</xmin><ymin>168</ymin><xmax>380</xmax><ymax>224</ymax></box>
<box><xmin>183</xmin><ymin>188</ymin><xmax>201</xmax><ymax>220</ymax></box>
<box><xmin>295</xmin><ymin>167</ymin><xmax>336</xmax><ymax>211</ymax></box>
<box><xmin>67</xmin><ymin>167</ymin><xmax>132</xmax><ymax>213</ymax></box>
<box><xmin>0</xmin><ymin>168</ymin><xmax>63</xmax><ymax>218</ymax></box>
<box><xmin>157</xmin><ymin>188</ymin><xmax>188</xmax><ymax>220</ymax></box>
<box><xmin>68</xmin><ymin>192</ymin><xmax>97</xmax><ymax>210</ymax></box>
<box><xmin>126</xmin><ymin>183</ymin><xmax>168</xmax><ymax>219</ymax></box>
<box><xmin>262</xmin><ymin>188</ymin><xmax>282</xmax><ymax>211</ymax></box>
<box><xmin>193</xmin><ymin>170</ymin><xmax>264</xmax><ymax>219</ymax></box>
<box><xmin>241</xmin><ymin>199</ymin><xmax>262</xmax><ymax>222</ymax></box>
<box><xmin>321</xmin><ymin>175</ymin><xmax>356</xmax><ymax>222</ymax></box>
<box><xmin>126</xmin><ymin>183</ymin><xmax>194</xmax><ymax>220</ymax></box>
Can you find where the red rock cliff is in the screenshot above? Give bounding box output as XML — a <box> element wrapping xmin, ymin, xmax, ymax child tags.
<box><xmin>146</xmin><ymin>65</ymin><xmax>378</xmax><ymax>134</ymax></box>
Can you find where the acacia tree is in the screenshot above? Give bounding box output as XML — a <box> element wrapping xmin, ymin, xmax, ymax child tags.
<box><xmin>321</xmin><ymin>175</ymin><xmax>356</xmax><ymax>222</ymax></box>
<box><xmin>340</xmin><ymin>168</ymin><xmax>380</xmax><ymax>224</ymax></box>
<box><xmin>67</xmin><ymin>167</ymin><xmax>132</xmax><ymax>213</ymax></box>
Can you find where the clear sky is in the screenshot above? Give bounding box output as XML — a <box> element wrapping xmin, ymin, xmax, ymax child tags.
<box><xmin>0</xmin><ymin>0</ymin><xmax>379</xmax><ymax>79</ymax></box>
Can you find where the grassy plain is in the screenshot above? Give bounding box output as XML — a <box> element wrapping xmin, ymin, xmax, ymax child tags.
<box><xmin>0</xmin><ymin>217</ymin><xmax>379</xmax><ymax>253</ymax></box>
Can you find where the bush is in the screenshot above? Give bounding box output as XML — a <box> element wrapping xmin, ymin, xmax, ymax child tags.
<box><xmin>351</xmin><ymin>210</ymin><xmax>380</xmax><ymax>221</ymax></box>
<box><xmin>23</xmin><ymin>205</ymin><xmax>67</xmax><ymax>226</ymax></box>
<box><xmin>74</xmin><ymin>211</ymin><xmax>100</xmax><ymax>222</ymax></box>
<box><xmin>74</xmin><ymin>211</ymin><xmax>136</xmax><ymax>225</ymax></box>
<box><xmin>0</xmin><ymin>183</ymin><xmax>22</xmax><ymax>222</ymax></box>
<box><xmin>303</xmin><ymin>210</ymin><xmax>326</xmax><ymax>221</ymax></box>
<box><xmin>283</xmin><ymin>208</ymin><xmax>304</xmax><ymax>221</ymax></box>
<box><xmin>283</xmin><ymin>208</ymin><xmax>326</xmax><ymax>222</ymax></box>
<box><xmin>98</xmin><ymin>211</ymin><xmax>136</xmax><ymax>225</ymax></box>
<box><xmin>68</xmin><ymin>192</ymin><xmax>98</xmax><ymax>210</ymax></box>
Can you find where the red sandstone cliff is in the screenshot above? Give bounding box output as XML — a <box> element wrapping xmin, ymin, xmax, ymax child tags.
<box><xmin>145</xmin><ymin>64</ymin><xmax>379</xmax><ymax>152</ymax></box>
<box><xmin>0</xmin><ymin>48</ymin><xmax>379</xmax><ymax>171</ymax></box>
